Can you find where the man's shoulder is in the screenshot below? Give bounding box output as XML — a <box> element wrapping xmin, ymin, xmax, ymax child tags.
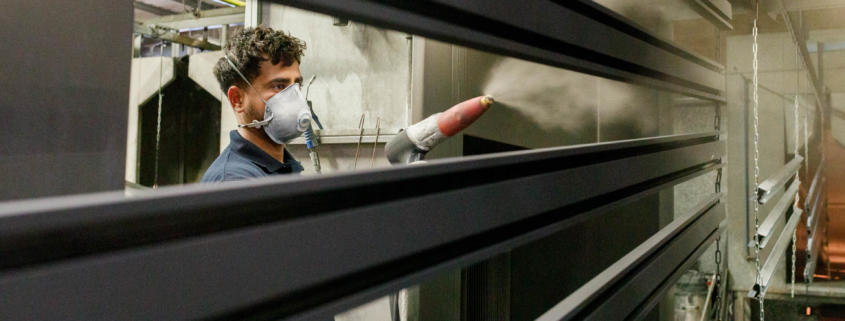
<box><xmin>201</xmin><ymin>148</ymin><xmax>267</xmax><ymax>183</ymax></box>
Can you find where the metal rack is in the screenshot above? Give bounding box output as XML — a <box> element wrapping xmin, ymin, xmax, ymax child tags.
<box><xmin>0</xmin><ymin>1</ymin><xmax>731</xmax><ymax>320</ymax></box>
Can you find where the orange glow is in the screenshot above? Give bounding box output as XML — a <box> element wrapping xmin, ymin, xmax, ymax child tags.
<box><xmin>807</xmin><ymin>307</ymin><xmax>812</xmax><ymax>315</ymax></box>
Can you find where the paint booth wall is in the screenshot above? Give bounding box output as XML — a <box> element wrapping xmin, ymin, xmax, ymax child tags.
<box><xmin>232</xmin><ymin>4</ymin><xmax>413</xmax><ymax>174</ymax></box>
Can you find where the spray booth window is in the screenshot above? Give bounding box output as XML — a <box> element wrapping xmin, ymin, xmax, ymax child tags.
<box><xmin>124</xmin><ymin>2</ymin><xmax>725</xmax><ymax>193</ymax></box>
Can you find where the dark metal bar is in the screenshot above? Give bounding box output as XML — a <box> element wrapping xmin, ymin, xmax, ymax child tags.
<box><xmin>757</xmin><ymin>156</ymin><xmax>803</xmax><ymax>204</ymax></box>
<box><xmin>0</xmin><ymin>132</ymin><xmax>723</xmax><ymax>320</ymax></box>
<box><xmin>686</xmin><ymin>0</ymin><xmax>733</xmax><ymax>30</ymax></box>
<box><xmin>268</xmin><ymin>0</ymin><xmax>726</xmax><ymax>101</ymax></box>
<box><xmin>748</xmin><ymin>208</ymin><xmax>802</xmax><ymax>299</ymax></box>
<box><xmin>755</xmin><ymin>181</ymin><xmax>799</xmax><ymax>249</ymax></box>
<box><xmin>628</xmin><ymin>226</ymin><xmax>722</xmax><ymax>320</ymax></box>
<box><xmin>536</xmin><ymin>195</ymin><xmax>725</xmax><ymax>321</ymax></box>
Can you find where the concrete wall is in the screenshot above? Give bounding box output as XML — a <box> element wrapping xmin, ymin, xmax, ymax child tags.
<box><xmin>0</xmin><ymin>1</ymin><xmax>132</xmax><ymax>201</ymax></box>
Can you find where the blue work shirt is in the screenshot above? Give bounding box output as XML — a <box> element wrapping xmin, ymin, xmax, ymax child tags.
<box><xmin>201</xmin><ymin>130</ymin><xmax>304</xmax><ymax>183</ymax></box>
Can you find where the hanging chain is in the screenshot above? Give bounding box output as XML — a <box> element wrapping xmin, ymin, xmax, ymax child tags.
<box><xmin>792</xmin><ymin>26</ymin><xmax>800</xmax><ymax>299</ymax></box>
<box><xmin>712</xmin><ymin>24</ymin><xmax>724</xmax><ymax>321</ymax></box>
<box><xmin>804</xmin><ymin>115</ymin><xmax>809</xmax><ymax>169</ymax></box>
<box><xmin>153</xmin><ymin>43</ymin><xmax>166</xmax><ymax>189</ymax></box>
<box><xmin>752</xmin><ymin>5</ymin><xmax>764</xmax><ymax>320</ymax></box>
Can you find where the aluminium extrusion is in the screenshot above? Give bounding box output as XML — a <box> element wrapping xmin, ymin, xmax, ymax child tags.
<box><xmin>757</xmin><ymin>156</ymin><xmax>803</xmax><ymax>204</ymax></box>
<box><xmin>0</xmin><ymin>132</ymin><xmax>723</xmax><ymax>321</ymax></box>
<box><xmin>747</xmin><ymin>208</ymin><xmax>803</xmax><ymax>299</ymax></box>
<box><xmin>537</xmin><ymin>195</ymin><xmax>725</xmax><ymax>321</ymax></box>
<box><xmin>269</xmin><ymin>0</ymin><xmax>726</xmax><ymax>101</ymax></box>
<box><xmin>807</xmin><ymin>178</ymin><xmax>826</xmax><ymax>235</ymax></box>
<box><xmin>755</xmin><ymin>181</ymin><xmax>800</xmax><ymax>249</ymax></box>
<box><xmin>805</xmin><ymin>212</ymin><xmax>825</xmax><ymax>283</ymax></box>
<box><xmin>805</xmin><ymin>159</ymin><xmax>825</xmax><ymax>210</ymax></box>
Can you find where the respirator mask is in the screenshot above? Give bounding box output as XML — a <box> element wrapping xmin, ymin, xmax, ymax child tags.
<box><xmin>225</xmin><ymin>55</ymin><xmax>311</xmax><ymax>144</ymax></box>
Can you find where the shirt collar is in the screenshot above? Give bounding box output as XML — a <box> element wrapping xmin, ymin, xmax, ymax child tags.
<box><xmin>229</xmin><ymin>130</ymin><xmax>298</xmax><ymax>173</ymax></box>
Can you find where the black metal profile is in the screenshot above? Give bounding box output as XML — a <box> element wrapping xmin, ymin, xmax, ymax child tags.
<box><xmin>686</xmin><ymin>0</ymin><xmax>733</xmax><ymax>30</ymax></box>
<box><xmin>0</xmin><ymin>132</ymin><xmax>723</xmax><ymax>320</ymax></box>
<box><xmin>270</xmin><ymin>0</ymin><xmax>726</xmax><ymax>101</ymax></box>
<box><xmin>537</xmin><ymin>194</ymin><xmax>725</xmax><ymax>321</ymax></box>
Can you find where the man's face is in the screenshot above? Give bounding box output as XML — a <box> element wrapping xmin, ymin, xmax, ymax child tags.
<box><xmin>242</xmin><ymin>58</ymin><xmax>303</xmax><ymax>122</ymax></box>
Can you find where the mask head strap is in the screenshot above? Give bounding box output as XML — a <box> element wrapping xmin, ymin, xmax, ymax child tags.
<box><xmin>224</xmin><ymin>55</ymin><xmax>273</xmax><ymax>128</ymax></box>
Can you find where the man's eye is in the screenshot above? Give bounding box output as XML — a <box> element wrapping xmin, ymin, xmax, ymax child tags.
<box><xmin>274</xmin><ymin>84</ymin><xmax>287</xmax><ymax>90</ymax></box>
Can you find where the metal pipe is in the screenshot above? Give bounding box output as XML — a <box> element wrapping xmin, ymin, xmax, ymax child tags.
<box><xmin>217</xmin><ymin>0</ymin><xmax>245</xmax><ymax>6</ymax></box>
<box><xmin>371</xmin><ymin>117</ymin><xmax>380</xmax><ymax>169</ymax></box>
<box><xmin>353</xmin><ymin>114</ymin><xmax>365</xmax><ymax>170</ymax></box>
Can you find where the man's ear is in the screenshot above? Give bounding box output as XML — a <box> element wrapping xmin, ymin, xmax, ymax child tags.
<box><xmin>227</xmin><ymin>86</ymin><xmax>245</xmax><ymax>114</ymax></box>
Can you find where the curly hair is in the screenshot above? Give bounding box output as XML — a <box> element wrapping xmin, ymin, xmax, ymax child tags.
<box><xmin>214</xmin><ymin>24</ymin><xmax>306</xmax><ymax>93</ymax></box>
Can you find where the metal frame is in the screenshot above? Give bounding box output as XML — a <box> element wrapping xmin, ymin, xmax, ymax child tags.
<box><xmin>804</xmin><ymin>162</ymin><xmax>826</xmax><ymax>283</ymax></box>
<box><xmin>537</xmin><ymin>194</ymin><xmax>725</xmax><ymax>321</ymax></box>
<box><xmin>138</xmin><ymin>6</ymin><xmax>246</xmax><ymax>30</ymax></box>
<box><xmin>805</xmin><ymin>207</ymin><xmax>825</xmax><ymax>283</ymax></box>
<box><xmin>133</xmin><ymin>24</ymin><xmax>222</xmax><ymax>51</ymax></box>
<box><xmin>134</xmin><ymin>1</ymin><xmax>180</xmax><ymax>16</ymax></box>
<box><xmin>269</xmin><ymin>0</ymin><xmax>726</xmax><ymax>102</ymax></box>
<box><xmin>1</xmin><ymin>1</ymin><xmax>737</xmax><ymax>319</ymax></box>
<box><xmin>784</xmin><ymin>11</ymin><xmax>825</xmax><ymax>108</ymax></box>
<box><xmin>0</xmin><ymin>132</ymin><xmax>723</xmax><ymax>320</ymax></box>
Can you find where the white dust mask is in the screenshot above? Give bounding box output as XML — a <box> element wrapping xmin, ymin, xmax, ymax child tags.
<box><xmin>225</xmin><ymin>56</ymin><xmax>311</xmax><ymax>144</ymax></box>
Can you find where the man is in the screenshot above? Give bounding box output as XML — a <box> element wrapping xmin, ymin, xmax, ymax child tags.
<box><xmin>202</xmin><ymin>25</ymin><xmax>308</xmax><ymax>183</ymax></box>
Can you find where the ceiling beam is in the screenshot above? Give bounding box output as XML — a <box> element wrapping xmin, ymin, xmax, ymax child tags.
<box><xmin>687</xmin><ymin>0</ymin><xmax>734</xmax><ymax>30</ymax></box>
<box><xmin>168</xmin><ymin>0</ymin><xmax>218</xmax><ymax>11</ymax></box>
<box><xmin>784</xmin><ymin>0</ymin><xmax>845</xmax><ymax>11</ymax></box>
<box><xmin>134</xmin><ymin>2</ymin><xmax>179</xmax><ymax>16</ymax></box>
<box><xmin>139</xmin><ymin>7</ymin><xmax>244</xmax><ymax>30</ymax></box>
<box><xmin>133</xmin><ymin>24</ymin><xmax>221</xmax><ymax>51</ymax></box>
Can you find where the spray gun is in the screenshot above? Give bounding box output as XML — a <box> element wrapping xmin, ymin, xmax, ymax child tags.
<box><xmin>386</xmin><ymin>95</ymin><xmax>494</xmax><ymax>165</ymax></box>
<box><xmin>303</xmin><ymin>75</ymin><xmax>324</xmax><ymax>173</ymax></box>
